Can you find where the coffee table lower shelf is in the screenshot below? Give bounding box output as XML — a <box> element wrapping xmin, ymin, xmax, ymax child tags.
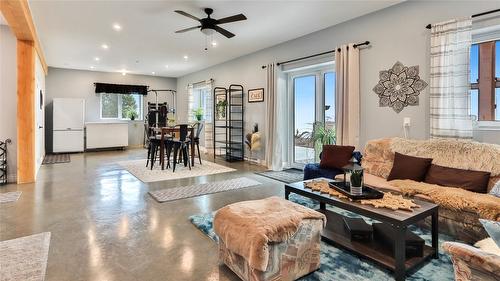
<box><xmin>318</xmin><ymin>209</ymin><xmax>436</xmax><ymax>273</ymax></box>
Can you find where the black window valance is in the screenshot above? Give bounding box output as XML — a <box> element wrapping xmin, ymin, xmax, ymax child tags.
<box><xmin>94</xmin><ymin>83</ymin><xmax>148</xmax><ymax>95</ymax></box>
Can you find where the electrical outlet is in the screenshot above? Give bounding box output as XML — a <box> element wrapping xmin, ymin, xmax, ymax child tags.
<box><xmin>403</xmin><ymin>117</ymin><xmax>411</xmax><ymax>127</ymax></box>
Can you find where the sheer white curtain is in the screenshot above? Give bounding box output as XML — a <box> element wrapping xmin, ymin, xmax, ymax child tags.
<box><xmin>265</xmin><ymin>63</ymin><xmax>286</xmax><ymax>170</ymax></box>
<box><xmin>430</xmin><ymin>18</ymin><xmax>473</xmax><ymax>139</ymax></box>
<box><xmin>203</xmin><ymin>80</ymin><xmax>214</xmax><ymax>153</ymax></box>
<box><xmin>187</xmin><ymin>80</ymin><xmax>214</xmax><ymax>152</ymax></box>
<box><xmin>335</xmin><ymin>43</ymin><xmax>360</xmax><ymax>148</ymax></box>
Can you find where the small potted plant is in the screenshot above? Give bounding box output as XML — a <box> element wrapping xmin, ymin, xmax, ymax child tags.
<box><xmin>129</xmin><ymin>112</ymin><xmax>138</xmax><ymax>121</ymax></box>
<box><xmin>192</xmin><ymin>107</ymin><xmax>204</xmax><ymax>121</ymax></box>
<box><xmin>350</xmin><ymin>168</ymin><xmax>364</xmax><ymax>195</ymax></box>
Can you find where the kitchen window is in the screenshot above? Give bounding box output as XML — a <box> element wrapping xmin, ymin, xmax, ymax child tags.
<box><xmin>100</xmin><ymin>93</ymin><xmax>143</xmax><ymax>120</ymax></box>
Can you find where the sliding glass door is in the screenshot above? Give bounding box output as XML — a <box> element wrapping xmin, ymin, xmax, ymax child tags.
<box><xmin>290</xmin><ymin>67</ymin><xmax>334</xmax><ymax>168</ymax></box>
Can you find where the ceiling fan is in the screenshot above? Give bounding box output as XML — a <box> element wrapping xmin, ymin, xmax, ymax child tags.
<box><xmin>174</xmin><ymin>8</ymin><xmax>247</xmax><ymax>38</ymax></box>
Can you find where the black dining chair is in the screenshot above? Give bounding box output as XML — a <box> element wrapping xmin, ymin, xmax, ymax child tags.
<box><xmin>167</xmin><ymin>124</ymin><xmax>191</xmax><ymax>172</ymax></box>
<box><xmin>146</xmin><ymin>129</ymin><xmax>172</xmax><ymax>170</ymax></box>
<box><xmin>191</xmin><ymin>122</ymin><xmax>204</xmax><ymax>165</ymax></box>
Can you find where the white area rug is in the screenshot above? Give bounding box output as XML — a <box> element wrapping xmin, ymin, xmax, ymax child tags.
<box><xmin>0</xmin><ymin>232</ymin><xmax>51</xmax><ymax>281</ymax></box>
<box><xmin>0</xmin><ymin>191</ymin><xmax>22</xmax><ymax>204</ymax></box>
<box><xmin>118</xmin><ymin>159</ymin><xmax>236</xmax><ymax>183</ymax></box>
<box><xmin>149</xmin><ymin>177</ymin><xmax>261</xmax><ymax>202</ymax></box>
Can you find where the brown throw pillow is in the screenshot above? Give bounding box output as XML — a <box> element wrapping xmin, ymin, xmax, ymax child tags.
<box><xmin>319</xmin><ymin>145</ymin><xmax>355</xmax><ymax>170</ymax></box>
<box><xmin>424</xmin><ymin>164</ymin><xmax>490</xmax><ymax>193</ymax></box>
<box><xmin>387</xmin><ymin>152</ymin><xmax>433</xmax><ymax>181</ymax></box>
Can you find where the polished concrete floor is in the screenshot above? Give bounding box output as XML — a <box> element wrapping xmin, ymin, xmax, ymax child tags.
<box><xmin>0</xmin><ymin>149</ymin><xmax>284</xmax><ymax>281</ymax></box>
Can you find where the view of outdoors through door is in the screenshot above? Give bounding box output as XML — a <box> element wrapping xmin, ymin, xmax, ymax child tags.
<box><xmin>294</xmin><ymin>75</ymin><xmax>315</xmax><ymax>164</ymax></box>
<box><xmin>293</xmin><ymin>70</ymin><xmax>335</xmax><ymax>165</ymax></box>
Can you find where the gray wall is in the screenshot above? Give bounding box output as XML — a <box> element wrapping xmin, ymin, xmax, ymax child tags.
<box><xmin>0</xmin><ymin>25</ymin><xmax>17</xmax><ymax>182</ymax></box>
<box><xmin>45</xmin><ymin>68</ymin><xmax>177</xmax><ymax>151</ymax></box>
<box><xmin>177</xmin><ymin>0</ymin><xmax>500</xmax><ymax>161</ymax></box>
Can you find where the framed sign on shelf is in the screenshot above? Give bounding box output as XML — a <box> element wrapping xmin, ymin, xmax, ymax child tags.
<box><xmin>248</xmin><ymin>88</ymin><xmax>264</xmax><ymax>103</ymax></box>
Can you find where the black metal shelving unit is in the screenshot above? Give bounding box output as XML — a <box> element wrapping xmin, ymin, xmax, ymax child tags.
<box><xmin>213</xmin><ymin>87</ymin><xmax>228</xmax><ymax>159</ymax></box>
<box><xmin>227</xmin><ymin>84</ymin><xmax>244</xmax><ymax>161</ymax></box>
<box><xmin>212</xmin><ymin>85</ymin><xmax>244</xmax><ymax>162</ymax></box>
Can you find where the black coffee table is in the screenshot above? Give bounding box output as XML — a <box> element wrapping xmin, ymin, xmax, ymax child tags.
<box><xmin>284</xmin><ymin>178</ymin><xmax>439</xmax><ymax>281</ymax></box>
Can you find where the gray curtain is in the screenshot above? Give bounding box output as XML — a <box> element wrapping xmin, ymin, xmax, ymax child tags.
<box><xmin>265</xmin><ymin>63</ymin><xmax>286</xmax><ymax>170</ymax></box>
<box><xmin>335</xmin><ymin>43</ymin><xmax>360</xmax><ymax>148</ymax></box>
<box><xmin>429</xmin><ymin>18</ymin><xmax>473</xmax><ymax>139</ymax></box>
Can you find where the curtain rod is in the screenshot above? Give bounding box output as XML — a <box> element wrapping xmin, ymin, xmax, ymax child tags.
<box><xmin>425</xmin><ymin>8</ymin><xmax>500</xmax><ymax>29</ymax></box>
<box><xmin>188</xmin><ymin>78</ymin><xmax>214</xmax><ymax>87</ymax></box>
<box><xmin>261</xmin><ymin>41</ymin><xmax>370</xmax><ymax>69</ymax></box>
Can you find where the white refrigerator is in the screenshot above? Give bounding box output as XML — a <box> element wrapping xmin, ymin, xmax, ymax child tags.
<box><xmin>53</xmin><ymin>98</ymin><xmax>85</xmax><ymax>153</ymax></box>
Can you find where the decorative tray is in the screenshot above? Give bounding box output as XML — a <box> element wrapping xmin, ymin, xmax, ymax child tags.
<box><xmin>328</xmin><ymin>181</ymin><xmax>384</xmax><ymax>200</ymax></box>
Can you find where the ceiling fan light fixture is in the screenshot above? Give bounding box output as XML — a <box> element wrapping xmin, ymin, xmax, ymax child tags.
<box><xmin>201</xmin><ymin>27</ymin><xmax>215</xmax><ymax>36</ymax></box>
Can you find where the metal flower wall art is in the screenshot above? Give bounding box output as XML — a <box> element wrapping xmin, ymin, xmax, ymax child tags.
<box><xmin>372</xmin><ymin>61</ymin><xmax>428</xmax><ymax>113</ymax></box>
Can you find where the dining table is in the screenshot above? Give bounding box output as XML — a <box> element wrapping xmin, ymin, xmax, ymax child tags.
<box><xmin>151</xmin><ymin>125</ymin><xmax>195</xmax><ymax>170</ymax></box>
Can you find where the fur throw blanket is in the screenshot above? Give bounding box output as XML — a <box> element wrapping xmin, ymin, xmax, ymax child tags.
<box><xmin>390</xmin><ymin>180</ymin><xmax>500</xmax><ymax>221</ymax></box>
<box><xmin>213</xmin><ymin>196</ymin><xmax>326</xmax><ymax>271</ymax></box>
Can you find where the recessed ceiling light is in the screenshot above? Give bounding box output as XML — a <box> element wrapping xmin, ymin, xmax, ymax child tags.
<box><xmin>113</xmin><ymin>23</ymin><xmax>122</xmax><ymax>31</ymax></box>
<box><xmin>211</xmin><ymin>41</ymin><xmax>217</xmax><ymax>47</ymax></box>
<box><xmin>101</xmin><ymin>44</ymin><xmax>109</xmax><ymax>49</ymax></box>
<box><xmin>90</xmin><ymin>66</ymin><xmax>95</xmax><ymax>69</ymax></box>
<box><xmin>94</xmin><ymin>57</ymin><xmax>100</xmax><ymax>61</ymax></box>
<box><xmin>183</xmin><ymin>55</ymin><xmax>189</xmax><ymax>60</ymax></box>
<box><xmin>121</xmin><ymin>72</ymin><xmax>127</xmax><ymax>76</ymax></box>
<box><xmin>120</xmin><ymin>69</ymin><xmax>127</xmax><ymax>75</ymax></box>
<box><xmin>151</xmin><ymin>71</ymin><xmax>155</xmax><ymax>75</ymax></box>
<box><xmin>165</xmin><ymin>65</ymin><xmax>169</xmax><ymax>68</ymax></box>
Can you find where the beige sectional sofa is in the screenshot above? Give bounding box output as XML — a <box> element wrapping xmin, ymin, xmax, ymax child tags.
<box><xmin>361</xmin><ymin>137</ymin><xmax>500</xmax><ymax>243</ymax></box>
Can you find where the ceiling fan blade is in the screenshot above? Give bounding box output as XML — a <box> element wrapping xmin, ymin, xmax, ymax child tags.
<box><xmin>174</xmin><ymin>10</ymin><xmax>200</xmax><ymax>21</ymax></box>
<box><xmin>216</xmin><ymin>14</ymin><xmax>247</xmax><ymax>24</ymax></box>
<box><xmin>214</xmin><ymin>26</ymin><xmax>235</xmax><ymax>38</ymax></box>
<box><xmin>175</xmin><ymin>26</ymin><xmax>201</xmax><ymax>33</ymax></box>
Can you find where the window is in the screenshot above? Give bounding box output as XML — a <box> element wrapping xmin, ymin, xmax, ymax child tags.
<box><xmin>470</xmin><ymin>40</ymin><xmax>500</xmax><ymax>121</ymax></box>
<box><xmin>100</xmin><ymin>93</ymin><xmax>143</xmax><ymax>120</ymax></box>
<box><xmin>191</xmin><ymin>86</ymin><xmax>211</xmax><ymax>121</ymax></box>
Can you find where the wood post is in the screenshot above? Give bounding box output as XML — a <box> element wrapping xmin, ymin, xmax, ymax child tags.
<box><xmin>16</xmin><ymin>40</ymin><xmax>36</xmax><ymax>183</ymax></box>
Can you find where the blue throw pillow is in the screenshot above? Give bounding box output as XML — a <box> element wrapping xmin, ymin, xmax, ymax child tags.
<box><xmin>480</xmin><ymin>219</ymin><xmax>500</xmax><ymax>247</ymax></box>
<box><xmin>489</xmin><ymin>180</ymin><xmax>500</xmax><ymax>198</ymax></box>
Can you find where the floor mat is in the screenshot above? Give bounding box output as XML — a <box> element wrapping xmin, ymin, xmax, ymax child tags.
<box><xmin>149</xmin><ymin>177</ymin><xmax>261</xmax><ymax>202</ymax></box>
<box><xmin>0</xmin><ymin>191</ymin><xmax>21</xmax><ymax>204</ymax></box>
<box><xmin>256</xmin><ymin>169</ymin><xmax>303</xmax><ymax>183</ymax></box>
<box><xmin>42</xmin><ymin>154</ymin><xmax>70</xmax><ymax>165</ymax></box>
<box><xmin>119</xmin><ymin>159</ymin><xmax>236</xmax><ymax>183</ymax></box>
<box><xmin>0</xmin><ymin>232</ymin><xmax>51</xmax><ymax>281</ymax></box>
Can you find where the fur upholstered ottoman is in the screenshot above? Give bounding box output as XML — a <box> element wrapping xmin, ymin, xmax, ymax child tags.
<box><xmin>214</xmin><ymin>197</ymin><xmax>326</xmax><ymax>281</ymax></box>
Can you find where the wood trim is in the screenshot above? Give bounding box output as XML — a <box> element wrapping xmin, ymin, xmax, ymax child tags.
<box><xmin>478</xmin><ymin>41</ymin><xmax>495</xmax><ymax>121</ymax></box>
<box><xmin>16</xmin><ymin>40</ymin><xmax>36</xmax><ymax>184</ymax></box>
<box><xmin>0</xmin><ymin>0</ymin><xmax>48</xmax><ymax>74</ymax></box>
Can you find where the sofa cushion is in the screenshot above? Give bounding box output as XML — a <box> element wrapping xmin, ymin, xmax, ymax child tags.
<box><xmin>474</xmin><ymin>238</ymin><xmax>500</xmax><ymax>256</ymax></box>
<box><xmin>387</xmin><ymin>152</ymin><xmax>433</xmax><ymax>181</ymax></box>
<box><xmin>319</xmin><ymin>145</ymin><xmax>355</xmax><ymax>170</ymax></box>
<box><xmin>480</xmin><ymin>219</ymin><xmax>500</xmax><ymax>248</ymax></box>
<box><xmin>424</xmin><ymin>164</ymin><xmax>490</xmax><ymax>193</ymax></box>
<box><xmin>490</xmin><ymin>180</ymin><xmax>500</xmax><ymax>198</ymax></box>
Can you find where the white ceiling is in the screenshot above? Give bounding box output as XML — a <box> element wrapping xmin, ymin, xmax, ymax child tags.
<box><xmin>28</xmin><ymin>0</ymin><xmax>402</xmax><ymax>78</ymax></box>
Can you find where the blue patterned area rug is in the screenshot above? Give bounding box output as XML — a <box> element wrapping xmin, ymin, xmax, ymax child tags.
<box><xmin>189</xmin><ymin>194</ymin><xmax>456</xmax><ymax>281</ymax></box>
